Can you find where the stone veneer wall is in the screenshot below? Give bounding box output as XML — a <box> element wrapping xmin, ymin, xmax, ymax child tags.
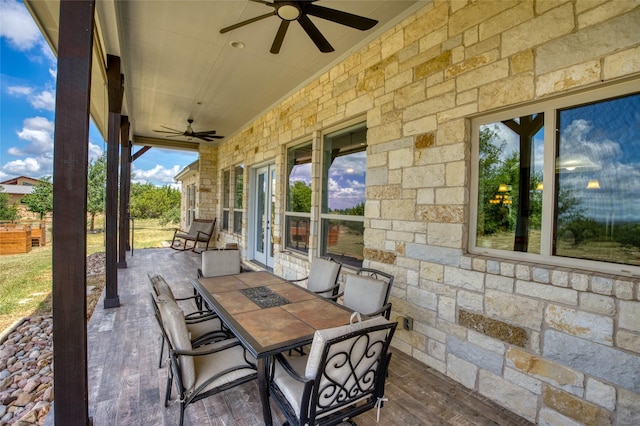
<box><xmin>197</xmin><ymin>145</ymin><xmax>219</xmax><ymax>222</ymax></box>
<box><xmin>177</xmin><ymin>170</ymin><xmax>198</xmax><ymax>232</ymax></box>
<box><xmin>206</xmin><ymin>1</ymin><xmax>640</xmax><ymax>424</ymax></box>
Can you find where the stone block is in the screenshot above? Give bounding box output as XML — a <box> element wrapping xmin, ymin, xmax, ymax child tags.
<box><xmin>446</xmin><ymin>353</ymin><xmax>478</xmax><ymax>389</ymax></box>
<box><xmin>459</xmin><ymin>309</ymin><xmax>528</xmax><ymax>347</ymax></box>
<box><xmin>504</xmin><ymin>367</ymin><xmax>542</xmax><ymax>395</ymax></box>
<box><xmin>617</xmin><ymin>388</ymin><xmax>640</xmax><ymax>426</ymax></box>
<box><xmin>402</xmin><ymin>164</ymin><xmax>445</xmax><ymax>188</ymax></box>
<box><xmin>500</xmin><ymin>262</ymin><xmax>515</xmax><ymax>277</ymax></box>
<box><xmin>585</xmin><ymin>378</ymin><xmax>615</xmax><ymax>411</ymax></box>
<box><xmin>579</xmin><ymin>293</ymin><xmax>615</xmax><ymax>316</ymax></box>
<box><xmin>486</xmin><ymin>274</ymin><xmax>514</xmax><ymax>292</ymax></box>
<box><xmin>614</xmin><ymin>278</ymin><xmax>635</xmax><ymax>300</ymax></box>
<box><xmin>591</xmin><ymin>275</ymin><xmax>613</xmax><ymax>296</ymax></box>
<box><xmin>544</xmin><ymin>304</ymin><xmax>613</xmax><ymax>346</ymax></box>
<box><xmin>485</xmin><ymin>289</ymin><xmax>544</xmax><ymax>331</ymax></box>
<box><xmin>406</xmin><ymin>243</ymin><xmax>462</xmax><ymax>266</ymax></box>
<box><xmin>515</xmin><ymin>264</ymin><xmax>531</xmax><ymax>280</ymax></box>
<box><xmin>486</xmin><ymin>260</ymin><xmax>500</xmax><ymax>275</ymax></box>
<box><xmin>420</xmin><ymin>205</ymin><xmax>464</xmax><ymax>224</ymax></box>
<box><xmin>467</xmin><ymin>329</ymin><xmax>506</xmax><ymax>355</ymax></box>
<box><xmin>427</xmin><ymin>338</ymin><xmax>446</xmax><ymax>361</ymax></box>
<box><xmin>447</xmin><ymin>335</ymin><xmax>503</xmax><ymax>375</ymax></box>
<box><xmin>533</xmin><ymin>266</ymin><xmax>550</xmax><ymax>284</ymax></box>
<box><xmin>544</xmin><ymin>330</ymin><xmax>640</xmax><ymax>393</ymax></box>
<box><xmin>537</xmin><ymin>8</ymin><xmax>640</xmax><ymax>74</ymax></box>
<box><xmin>413</xmin><ymin>349</ymin><xmax>447</xmax><ymax>375</ymax></box>
<box><xmin>445</xmin><ymin>161</ymin><xmax>466</xmax><ymax>187</ymax></box>
<box><xmin>427</xmin><ymin>223</ymin><xmax>463</xmax><ymax>248</ymax></box>
<box><xmin>381</xmin><ymin>199</ymin><xmax>416</xmax><ymax>220</ymax></box>
<box><xmin>619</xmin><ymin>300</ymin><xmax>640</xmax><ymax>333</ymax></box>
<box><xmin>438</xmin><ymin>296</ymin><xmax>456</xmax><ymax>322</ymax></box>
<box><xmin>537</xmin><ymin>61</ymin><xmax>601</xmax><ymax>97</ymax></box>
<box><xmin>478</xmin><ymin>370</ymin><xmax>537</xmax><ymax>422</ymax></box>
<box><xmin>478</xmin><ymin>72</ymin><xmax>534</xmax><ymax>111</ymax></box>
<box><xmin>457</xmin><ymin>291</ymin><xmax>483</xmax><ymax>313</ymax></box>
<box><xmin>407</xmin><ymin>285</ymin><xmax>437</xmax><ymax>311</ymax></box>
<box><xmin>457</xmin><ymin>59</ymin><xmax>509</xmax><ymax>93</ymax></box>
<box><xmin>538</xmin><ymin>407</ymin><xmax>583</xmax><ymax>426</ymax></box>
<box><xmin>444</xmin><ymin>266</ymin><xmax>484</xmax><ymax>291</ymax></box>
<box><xmin>479</xmin><ymin>1</ymin><xmax>533</xmax><ymax>41</ymax></box>
<box><xmin>604</xmin><ymin>45</ymin><xmax>640</xmax><ymax>80</ymax></box>
<box><xmin>471</xmin><ymin>257</ymin><xmax>486</xmax><ymax>272</ymax></box>
<box><xmin>616</xmin><ymin>330</ymin><xmax>640</xmax><ymax>354</ymax></box>
<box><xmin>434</xmin><ymin>188</ymin><xmax>465</xmax><ymax>206</ymax></box>
<box><xmin>403</xmin><ymin>92</ymin><xmax>456</xmax><ymax>122</ymax></box>
<box><xmin>571</xmin><ymin>273</ymin><xmax>589</xmax><ymax>291</ymax></box>
<box><xmin>542</xmin><ymin>384</ymin><xmax>611</xmax><ymax>426</ymax></box>
<box><xmin>506</xmin><ymin>347</ymin><xmax>584</xmax><ymax>396</ymax></box>
<box><xmin>551</xmin><ymin>269</ymin><xmax>570</xmax><ymax>288</ymax></box>
<box><xmin>515</xmin><ymin>281</ymin><xmax>578</xmax><ymax>306</ymax></box>
<box><xmin>503</xmin><ymin>2</ymin><xmax>574</xmax><ymax>58</ymax></box>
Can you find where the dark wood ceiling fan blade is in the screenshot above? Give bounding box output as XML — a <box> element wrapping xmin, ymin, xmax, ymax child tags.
<box><xmin>305</xmin><ymin>4</ymin><xmax>378</xmax><ymax>30</ymax></box>
<box><xmin>220</xmin><ymin>11</ymin><xmax>276</xmax><ymax>34</ymax></box>
<box><xmin>153</xmin><ymin>130</ymin><xmax>182</xmax><ymax>135</ymax></box>
<box><xmin>271</xmin><ymin>20</ymin><xmax>290</xmax><ymax>54</ymax></box>
<box><xmin>298</xmin><ymin>14</ymin><xmax>333</xmax><ymax>52</ymax></box>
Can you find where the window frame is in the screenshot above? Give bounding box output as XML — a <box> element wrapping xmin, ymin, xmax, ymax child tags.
<box><xmin>284</xmin><ymin>140</ymin><xmax>313</xmax><ymax>254</ymax></box>
<box><xmin>233</xmin><ymin>164</ymin><xmax>244</xmax><ymax>235</ymax></box>
<box><xmin>470</xmin><ymin>78</ymin><xmax>640</xmax><ymax>277</ymax></box>
<box><xmin>222</xmin><ymin>169</ymin><xmax>230</xmax><ymax>231</ymax></box>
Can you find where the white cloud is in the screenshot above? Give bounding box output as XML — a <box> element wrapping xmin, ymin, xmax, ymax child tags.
<box><xmin>0</xmin><ymin>0</ymin><xmax>42</xmax><ymax>51</ymax></box>
<box><xmin>30</xmin><ymin>89</ymin><xmax>55</xmax><ymax>111</ymax></box>
<box><xmin>132</xmin><ymin>164</ymin><xmax>181</xmax><ymax>185</ymax></box>
<box><xmin>8</xmin><ymin>116</ymin><xmax>54</xmax><ymax>156</ymax></box>
<box><xmin>2</xmin><ymin>156</ymin><xmax>49</xmax><ymax>175</ymax></box>
<box><xmin>7</xmin><ymin>86</ymin><xmax>56</xmax><ymax>111</ymax></box>
<box><xmin>88</xmin><ymin>143</ymin><xmax>104</xmax><ymax>162</ymax></box>
<box><xmin>7</xmin><ymin>86</ymin><xmax>32</xmax><ymax>96</ymax></box>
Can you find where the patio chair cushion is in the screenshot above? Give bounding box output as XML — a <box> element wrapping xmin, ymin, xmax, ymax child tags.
<box><xmin>271</xmin><ymin>355</ymin><xmax>309</xmax><ymax>417</ymax></box>
<box><xmin>150</xmin><ymin>274</ymin><xmax>176</xmax><ymax>300</ymax></box>
<box><xmin>157</xmin><ymin>294</ymin><xmax>196</xmax><ymax>391</ymax></box>
<box><xmin>307</xmin><ymin>258</ymin><xmax>341</xmax><ymax>297</ymax></box>
<box><xmin>304</xmin><ymin>315</ymin><xmax>389</xmax><ymax>380</ymax></box>
<box><xmin>342</xmin><ymin>274</ymin><xmax>388</xmax><ymax>316</ymax></box>
<box><xmin>200</xmin><ymin>249</ymin><xmax>242</xmax><ymax>277</ymax></box>
<box><xmin>192</xmin><ymin>341</ymin><xmax>257</xmax><ymax>395</ymax></box>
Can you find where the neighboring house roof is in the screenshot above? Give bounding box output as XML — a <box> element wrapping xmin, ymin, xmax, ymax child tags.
<box><xmin>0</xmin><ymin>176</ymin><xmax>39</xmax><ymax>186</ymax></box>
<box><xmin>0</xmin><ymin>184</ymin><xmax>34</xmax><ymax>195</ymax></box>
<box><xmin>174</xmin><ymin>160</ymin><xmax>199</xmax><ymax>181</ymax></box>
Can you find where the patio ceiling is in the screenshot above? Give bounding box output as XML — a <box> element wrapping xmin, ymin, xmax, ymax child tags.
<box><xmin>25</xmin><ymin>0</ymin><xmax>422</xmax><ymax>152</ymax></box>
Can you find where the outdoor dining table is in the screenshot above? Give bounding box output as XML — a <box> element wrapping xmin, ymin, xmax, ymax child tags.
<box><xmin>189</xmin><ymin>270</ymin><xmax>354</xmax><ymax>426</ymax></box>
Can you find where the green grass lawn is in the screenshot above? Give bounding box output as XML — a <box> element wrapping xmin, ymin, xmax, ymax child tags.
<box><xmin>0</xmin><ymin>218</ymin><xmax>177</xmax><ymax>332</ymax></box>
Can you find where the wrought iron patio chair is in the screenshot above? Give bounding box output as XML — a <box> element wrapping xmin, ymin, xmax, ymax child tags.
<box><xmin>170</xmin><ymin>218</ymin><xmax>216</xmax><ymax>252</ymax></box>
<box><xmin>269</xmin><ymin>314</ymin><xmax>397</xmax><ymax>426</ymax></box>
<box><xmin>155</xmin><ymin>293</ymin><xmax>257</xmax><ymax>426</ymax></box>
<box><xmin>149</xmin><ymin>274</ymin><xmax>231</xmax><ymax>367</ymax></box>
<box><xmin>339</xmin><ymin>268</ymin><xmax>394</xmax><ymax>319</ymax></box>
<box><xmin>288</xmin><ymin>256</ymin><xmax>342</xmax><ymax>299</ymax></box>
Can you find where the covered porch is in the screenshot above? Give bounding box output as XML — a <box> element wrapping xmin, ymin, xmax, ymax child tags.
<box><xmin>86</xmin><ymin>247</ymin><xmax>531</xmax><ymax>425</ymax></box>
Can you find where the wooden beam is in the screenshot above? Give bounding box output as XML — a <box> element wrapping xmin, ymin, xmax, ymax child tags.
<box><xmin>131</xmin><ymin>145</ymin><xmax>152</xmax><ymax>162</ymax></box>
<box><xmin>133</xmin><ymin>135</ymin><xmax>200</xmax><ymax>152</ymax></box>
<box><xmin>104</xmin><ymin>54</ymin><xmax>123</xmax><ymax>308</ymax></box>
<box><xmin>52</xmin><ymin>1</ymin><xmax>94</xmax><ymax>424</ymax></box>
<box><xmin>118</xmin><ymin>116</ymin><xmax>131</xmax><ymax>268</ymax></box>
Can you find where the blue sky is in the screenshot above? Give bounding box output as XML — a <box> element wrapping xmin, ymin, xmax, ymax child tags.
<box><xmin>0</xmin><ymin>0</ymin><xmax>197</xmax><ymax>187</ymax></box>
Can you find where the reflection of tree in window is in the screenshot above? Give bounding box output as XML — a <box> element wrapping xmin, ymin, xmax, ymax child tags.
<box><xmin>285</xmin><ymin>143</ymin><xmax>312</xmax><ymax>252</ymax></box>
<box><xmin>477</xmin><ymin>118</ymin><xmax>544</xmax><ymax>254</ymax></box>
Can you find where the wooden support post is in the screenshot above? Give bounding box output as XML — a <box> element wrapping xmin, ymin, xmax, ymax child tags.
<box><xmin>118</xmin><ymin>116</ymin><xmax>131</xmax><ymax>267</ymax></box>
<box><xmin>52</xmin><ymin>1</ymin><xmax>94</xmax><ymax>424</ymax></box>
<box><xmin>104</xmin><ymin>55</ymin><xmax>123</xmax><ymax>308</ymax></box>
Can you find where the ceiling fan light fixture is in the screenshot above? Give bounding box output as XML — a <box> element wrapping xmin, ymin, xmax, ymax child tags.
<box><xmin>276</xmin><ymin>3</ymin><xmax>301</xmax><ymax>21</ymax></box>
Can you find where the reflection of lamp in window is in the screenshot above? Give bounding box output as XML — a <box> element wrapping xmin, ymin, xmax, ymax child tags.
<box><xmin>536</xmin><ymin>182</ymin><xmax>543</xmax><ymax>191</ymax></box>
<box><xmin>498</xmin><ymin>183</ymin><xmax>509</xmax><ymax>192</ymax></box>
<box><xmin>586</xmin><ymin>179</ymin><xmax>601</xmax><ymax>189</ymax></box>
<box><xmin>556</xmin><ymin>154</ymin><xmax>601</xmax><ymax>172</ymax></box>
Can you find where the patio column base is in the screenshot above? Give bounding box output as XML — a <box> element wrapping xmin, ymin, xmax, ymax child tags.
<box><xmin>117</xmin><ymin>261</ymin><xmax>127</xmax><ymax>269</ymax></box>
<box><xmin>103</xmin><ymin>297</ymin><xmax>120</xmax><ymax>309</ymax></box>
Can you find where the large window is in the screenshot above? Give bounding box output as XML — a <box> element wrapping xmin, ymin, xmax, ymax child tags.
<box><xmin>471</xmin><ymin>81</ymin><xmax>640</xmax><ymax>275</ymax></box>
<box><xmin>233</xmin><ymin>164</ymin><xmax>244</xmax><ymax>235</ymax></box>
<box><xmin>285</xmin><ymin>142</ymin><xmax>312</xmax><ymax>253</ymax></box>
<box><xmin>320</xmin><ymin>123</ymin><xmax>367</xmax><ymax>267</ymax></box>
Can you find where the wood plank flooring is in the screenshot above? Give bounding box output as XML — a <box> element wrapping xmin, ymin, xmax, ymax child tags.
<box><xmin>87</xmin><ymin>248</ymin><xmax>533</xmax><ymax>426</ymax></box>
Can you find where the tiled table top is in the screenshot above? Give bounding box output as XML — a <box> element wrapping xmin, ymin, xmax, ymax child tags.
<box><xmin>194</xmin><ymin>271</ymin><xmax>353</xmax><ymax>356</ymax></box>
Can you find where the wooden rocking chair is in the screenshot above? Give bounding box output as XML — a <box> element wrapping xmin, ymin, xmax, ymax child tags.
<box><xmin>170</xmin><ymin>218</ymin><xmax>216</xmax><ymax>252</ymax></box>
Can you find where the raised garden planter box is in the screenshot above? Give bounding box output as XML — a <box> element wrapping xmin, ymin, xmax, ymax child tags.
<box><xmin>0</xmin><ymin>225</ymin><xmax>32</xmax><ymax>255</ymax></box>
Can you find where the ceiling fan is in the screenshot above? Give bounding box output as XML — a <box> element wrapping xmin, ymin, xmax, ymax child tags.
<box><xmin>220</xmin><ymin>0</ymin><xmax>378</xmax><ymax>54</ymax></box>
<box><xmin>153</xmin><ymin>119</ymin><xmax>224</xmax><ymax>142</ymax></box>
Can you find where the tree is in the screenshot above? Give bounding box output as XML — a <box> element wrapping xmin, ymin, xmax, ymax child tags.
<box><xmin>0</xmin><ymin>187</ymin><xmax>19</xmax><ymax>221</ymax></box>
<box><xmin>130</xmin><ymin>183</ymin><xmax>181</xmax><ymax>219</ymax></box>
<box><xmin>87</xmin><ymin>154</ymin><xmax>107</xmax><ymax>231</ymax></box>
<box><xmin>22</xmin><ymin>177</ymin><xmax>53</xmax><ymax>220</ymax></box>
<box><xmin>289</xmin><ymin>181</ymin><xmax>311</xmax><ymax>212</ymax></box>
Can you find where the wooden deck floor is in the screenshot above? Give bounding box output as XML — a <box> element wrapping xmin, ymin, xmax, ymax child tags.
<box><xmin>87</xmin><ymin>248</ymin><xmax>533</xmax><ymax>425</ymax></box>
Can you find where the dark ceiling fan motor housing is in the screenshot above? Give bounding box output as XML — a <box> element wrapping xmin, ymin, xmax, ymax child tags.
<box><xmin>220</xmin><ymin>0</ymin><xmax>379</xmax><ymax>54</ymax></box>
<box><xmin>153</xmin><ymin>119</ymin><xmax>224</xmax><ymax>142</ymax></box>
